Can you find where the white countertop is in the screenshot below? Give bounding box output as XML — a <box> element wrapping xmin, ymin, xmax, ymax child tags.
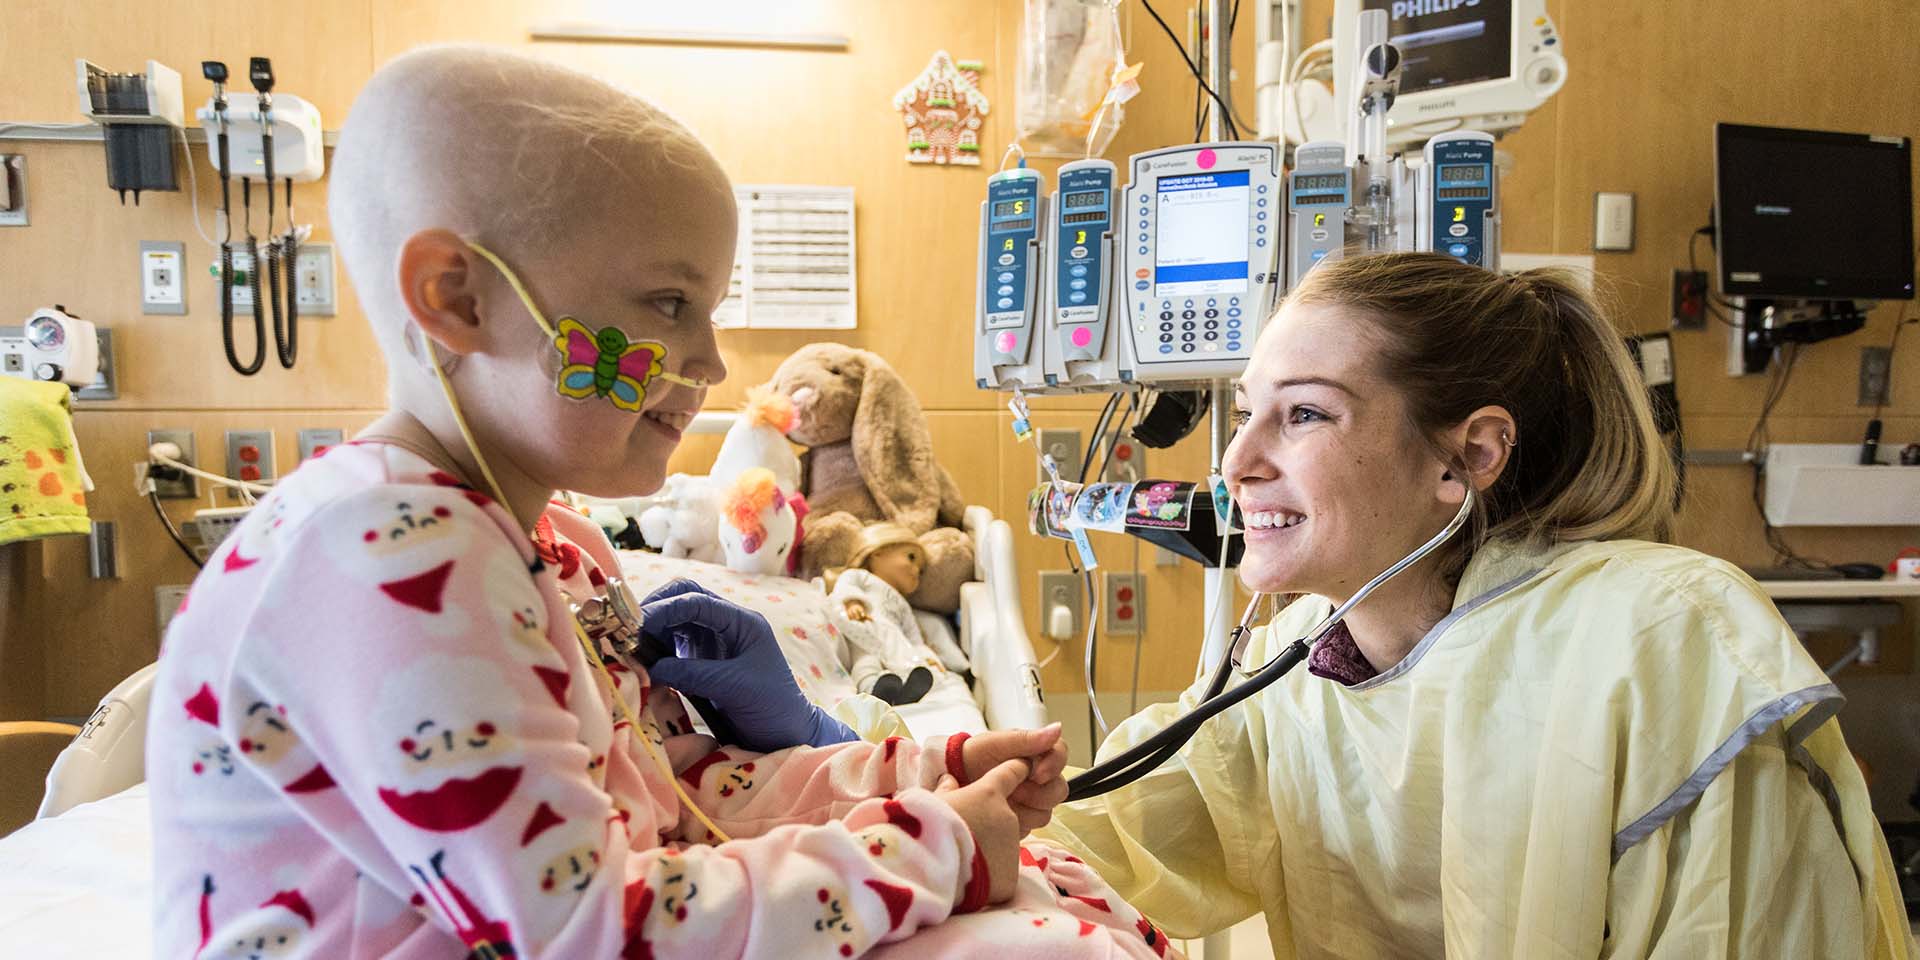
<box><xmin>1761</xmin><ymin>580</ymin><xmax>1920</xmax><ymax>600</ymax></box>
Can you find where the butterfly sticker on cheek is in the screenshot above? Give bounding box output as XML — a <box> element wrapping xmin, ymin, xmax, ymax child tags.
<box><xmin>464</xmin><ymin>240</ymin><xmax>710</xmax><ymax>413</ymax></box>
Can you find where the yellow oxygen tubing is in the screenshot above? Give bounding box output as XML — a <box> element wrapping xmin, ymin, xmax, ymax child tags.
<box><xmin>426</xmin><ymin>337</ymin><xmax>734</xmax><ymax>844</ymax></box>
<box><xmin>462</xmin><ymin>240</ymin><xmax>709</xmax><ymax>390</ymax></box>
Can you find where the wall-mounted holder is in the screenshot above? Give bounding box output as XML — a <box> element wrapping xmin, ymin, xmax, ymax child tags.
<box><xmin>1725</xmin><ymin>298</ymin><xmax>1867</xmax><ymax>376</ymax></box>
<box><xmin>0</xmin><ymin>154</ymin><xmax>27</xmax><ymax>227</ymax></box>
<box><xmin>74</xmin><ymin>328</ymin><xmax>116</xmax><ymax>401</ymax></box>
<box><xmin>1763</xmin><ymin>443</ymin><xmax>1920</xmax><ymax>526</ymax></box>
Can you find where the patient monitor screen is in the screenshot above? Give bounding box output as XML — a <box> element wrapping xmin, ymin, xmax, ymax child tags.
<box><xmin>1717</xmin><ymin>125</ymin><xmax>1915</xmax><ymax>299</ymax></box>
<box><xmin>1365</xmin><ymin>0</ymin><xmax>1513</xmax><ymax>92</ymax></box>
<box><xmin>1154</xmin><ymin>171</ymin><xmax>1251</xmax><ymax>298</ymax></box>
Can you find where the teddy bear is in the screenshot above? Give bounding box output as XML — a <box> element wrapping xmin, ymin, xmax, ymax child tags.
<box><xmin>766</xmin><ymin>344</ymin><xmax>974</xmax><ymax>613</ymax></box>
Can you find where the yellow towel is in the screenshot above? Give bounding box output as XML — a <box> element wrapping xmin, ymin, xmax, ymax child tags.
<box><xmin>0</xmin><ymin>377</ymin><xmax>93</xmax><ymax>545</ymax></box>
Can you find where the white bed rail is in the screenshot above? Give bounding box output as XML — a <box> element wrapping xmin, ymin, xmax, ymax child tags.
<box><xmin>37</xmin><ymin>662</ymin><xmax>154</xmax><ymax>820</ymax></box>
<box><xmin>961</xmin><ymin>506</ymin><xmax>1048</xmax><ymax>730</ymax></box>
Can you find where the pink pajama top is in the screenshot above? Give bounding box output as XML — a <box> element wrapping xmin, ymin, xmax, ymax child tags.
<box><xmin>148</xmin><ymin>441</ymin><xmax>987</xmax><ymax>959</ymax></box>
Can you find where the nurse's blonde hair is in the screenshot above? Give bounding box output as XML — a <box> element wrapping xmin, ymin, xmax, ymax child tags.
<box><xmin>1285</xmin><ymin>253</ymin><xmax>1676</xmax><ymax>574</ymax></box>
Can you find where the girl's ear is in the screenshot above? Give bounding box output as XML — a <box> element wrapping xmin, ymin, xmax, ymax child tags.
<box><xmin>399</xmin><ymin>229</ymin><xmax>487</xmax><ymax>359</ymax></box>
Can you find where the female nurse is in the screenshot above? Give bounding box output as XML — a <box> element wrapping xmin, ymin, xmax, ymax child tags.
<box><xmin>1038</xmin><ymin>252</ymin><xmax>1914</xmax><ymax>958</ymax></box>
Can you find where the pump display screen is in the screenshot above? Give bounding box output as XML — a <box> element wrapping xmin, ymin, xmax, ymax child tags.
<box><xmin>1153</xmin><ymin>170</ymin><xmax>1251</xmax><ymax>297</ymax></box>
<box><xmin>1063</xmin><ymin>191</ymin><xmax>1105</xmax><ymax>210</ymax></box>
<box><xmin>1364</xmin><ymin>0</ymin><xmax>1512</xmax><ymax>92</ymax></box>
<box><xmin>1294</xmin><ymin>173</ymin><xmax>1346</xmax><ymax>192</ymax></box>
<box><xmin>992</xmin><ymin>199</ymin><xmax>1031</xmax><ymax>218</ymax></box>
<box><xmin>1439</xmin><ymin>163</ymin><xmax>1484</xmax><ymax>183</ymax></box>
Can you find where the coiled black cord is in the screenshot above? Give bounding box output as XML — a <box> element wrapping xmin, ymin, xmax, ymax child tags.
<box><xmin>276</xmin><ymin>179</ymin><xmax>298</xmax><ymax>368</ymax></box>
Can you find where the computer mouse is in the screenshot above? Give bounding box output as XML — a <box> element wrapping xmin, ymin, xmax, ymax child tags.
<box><xmin>1832</xmin><ymin>562</ymin><xmax>1887</xmax><ymax>581</ymax></box>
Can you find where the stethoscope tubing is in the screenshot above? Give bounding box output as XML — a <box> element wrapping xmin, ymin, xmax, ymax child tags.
<box><xmin>1065</xmin><ymin>489</ymin><xmax>1476</xmax><ymax>802</ymax></box>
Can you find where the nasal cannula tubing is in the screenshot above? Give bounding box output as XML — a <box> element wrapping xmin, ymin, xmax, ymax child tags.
<box><xmin>1064</xmin><ymin>488</ymin><xmax>1477</xmax><ymax>802</ymax></box>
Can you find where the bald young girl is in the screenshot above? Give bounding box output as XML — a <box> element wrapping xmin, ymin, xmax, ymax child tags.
<box><xmin>147</xmin><ymin>46</ymin><xmax>1177</xmax><ymax>959</ymax></box>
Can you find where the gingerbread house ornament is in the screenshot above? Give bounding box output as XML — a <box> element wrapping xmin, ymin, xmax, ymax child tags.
<box><xmin>893</xmin><ymin>51</ymin><xmax>989</xmax><ymax>166</ymax></box>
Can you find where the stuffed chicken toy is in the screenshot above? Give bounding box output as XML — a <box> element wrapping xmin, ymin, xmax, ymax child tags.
<box><xmin>823</xmin><ymin>523</ymin><xmax>969</xmax><ymax>705</ymax></box>
<box><xmin>711</xmin><ymin>386</ymin><xmax>802</xmax><ymax>493</ymax></box>
<box><xmin>718</xmin><ymin>468</ymin><xmax>805</xmax><ymax>576</ymax></box>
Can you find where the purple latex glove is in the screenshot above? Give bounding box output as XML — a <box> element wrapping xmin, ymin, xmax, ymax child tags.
<box><xmin>640</xmin><ymin>580</ymin><xmax>858</xmax><ymax>752</ymax></box>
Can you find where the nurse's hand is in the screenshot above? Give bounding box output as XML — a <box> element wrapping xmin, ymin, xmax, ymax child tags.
<box><xmin>962</xmin><ymin>723</ymin><xmax>1069</xmax><ymax>834</ymax></box>
<box><xmin>936</xmin><ymin>758</ymin><xmax>1030</xmax><ymax>906</ymax></box>
<box><xmin>640</xmin><ymin>580</ymin><xmax>858</xmax><ymax>752</ymax></box>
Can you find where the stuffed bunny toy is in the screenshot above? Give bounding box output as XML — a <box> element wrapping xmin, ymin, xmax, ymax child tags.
<box><xmin>767</xmin><ymin>344</ymin><xmax>974</xmax><ymax>613</ymax></box>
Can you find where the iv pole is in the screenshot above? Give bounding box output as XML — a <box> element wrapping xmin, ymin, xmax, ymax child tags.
<box><xmin>1200</xmin><ymin>3</ymin><xmax>1238</xmax><ymax>959</ymax></box>
<box><xmin>1198</xmin><ymin>0</ymin><xmax>1238</xmax><ymax>691</ymax></box>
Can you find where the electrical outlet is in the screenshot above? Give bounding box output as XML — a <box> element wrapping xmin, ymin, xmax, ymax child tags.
<box><xmin>145</xmin><ymin>429</ymin><xmax>197</xmax><ymax>499</ymax></box>
<box><xmin>1104</xmin><ymin>435</ymin><xmax>1146</xmax><ymax>483</ymax></box>
<box><xmin>1671</xmin><ymin>269</ymin><xmax>1707</xmax><ymax>330</ymax></box>
<box><xmin>297</xmin><ymin>428</ymin><xmax>344</xmax><ymax>462</ymax></box>
<box><xmin>224</xmin><ymin>430</ymin><xmax>275</xmax><ymax>500</ymax></box>
<box><xmin>1104</xmin><ymin>571</ymin><xmax>1144</xmax><ymax>636</ymax></box>
<box><xmin>155</xmin><ymin>585</ymin><xmax>192</xmax><ymax>635</ymax></box>
<box><xmin>141</xmin><ymin>241</ymin><xmax>187</xmax><ymax>315</ymax></box>
<box><xmin>294</xmin><ymin>243</ymin><xmax>337</xmax><ymax>316</ymax></box>
<box><xmin>1592</xmin><ymin>192</ymin><xmax>1635</xmax><ymax>251</ymax></box>
<box><xmin>1861</xmin><ymin>346</ymin><xmax>1893</xmax><ymax>406</ymax></box>
<box><xmin>1038</xmin><ymin>571</ymin><xmax>1084</xmax><ymax>641</ymax></box>
<box><xmin>1036</xmin><ymin>428</ymin><xmax>1084</xmax><ymax>484</ymax></box>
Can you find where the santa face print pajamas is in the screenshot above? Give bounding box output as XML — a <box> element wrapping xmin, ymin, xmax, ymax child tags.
<box><xmin>148</xmin><ymin>442</ymin><xmax>1176</xmax><ymax>959</ymax></box>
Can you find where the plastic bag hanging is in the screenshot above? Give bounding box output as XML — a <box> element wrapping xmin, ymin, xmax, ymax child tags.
<box><xmin>1017</xmin><ymin>0</ymin><xmax>1128</xmax><ymax>158</ymax></box>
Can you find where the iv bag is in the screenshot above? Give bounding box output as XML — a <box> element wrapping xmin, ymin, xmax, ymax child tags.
<box><xmin>1017</xmin><ymin>0</ymin><xmax>1126</xmax><ymax>158</ymax></box>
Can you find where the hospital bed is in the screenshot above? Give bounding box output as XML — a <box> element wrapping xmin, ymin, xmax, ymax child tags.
<box><xmin>0</xmin><ymin>452</ymin><xmax>1044</xmax><ymax>956</ymax></box>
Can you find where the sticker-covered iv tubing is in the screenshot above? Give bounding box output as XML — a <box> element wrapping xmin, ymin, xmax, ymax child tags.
<box><xmin>1064</xmin><ymin>487</ymin><xmax>1477</xmax><ymax>802</ymax></box>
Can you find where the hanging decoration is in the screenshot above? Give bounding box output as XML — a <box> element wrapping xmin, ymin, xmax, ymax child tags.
<box><xmin>892</xmin><ymin>51</ymin><xmax>989</xmax><ymax>166</ymax></box>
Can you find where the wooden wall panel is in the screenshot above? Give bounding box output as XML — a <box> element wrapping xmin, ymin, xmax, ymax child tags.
<box><xmin>16</xmin><ymin>410</ymin><xmax>382</xmax><ymax>718</ymax></box>
<box><xmin>5</xmin><ymin>1</ymin><xmax>1918</xmax><ymax>718</ymax></box>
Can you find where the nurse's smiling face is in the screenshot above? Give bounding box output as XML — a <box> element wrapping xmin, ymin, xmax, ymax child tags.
<box><xmin>1223</xmin><ymin>302</ymin><xmax>1463</xmax><ymax>599</ymax></box>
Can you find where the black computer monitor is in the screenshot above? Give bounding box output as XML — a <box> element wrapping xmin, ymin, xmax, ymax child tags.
<box><xmin>1714</xmin><ymin>123</ymin><xmax>1914</xmax><ymax>301</ymax></box>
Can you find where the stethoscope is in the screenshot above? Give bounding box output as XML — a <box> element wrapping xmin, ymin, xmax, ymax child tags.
<box><xmin>568</xmin><ymin>577</ymin><xmax>742</xmax><ymax>749</ymax></box>
<box><xmin>1063</xmin><ymin>487</ymin><xmax>1477</xmax><ymax>802</ymax></box>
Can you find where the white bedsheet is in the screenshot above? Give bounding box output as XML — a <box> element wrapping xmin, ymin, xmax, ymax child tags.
<box><xmin>0</xmin><ymin>783</ymin><xmax>153</xmax><ymax>959</ymax></box>
<box><xmin>615</xmin><ymin>552</ymin><xmax>986</xmax><ymax>739</ymax></box>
